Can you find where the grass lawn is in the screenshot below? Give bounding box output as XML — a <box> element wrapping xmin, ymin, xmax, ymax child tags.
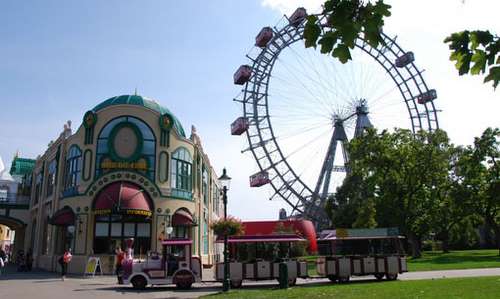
<box><xmin>407</xmin><ymin>249</ymin><xmax>500</xmax><ymax>271</ymax></box>
<box><xmin>203</xmin><ymin>276</ymin><xmax>500</xmax><ymax>299</ymax></box>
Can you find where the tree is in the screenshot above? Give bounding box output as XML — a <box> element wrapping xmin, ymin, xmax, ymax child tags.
<box><xmin>303</xmin><ymin>0</ymin><xmax>391</xmax><ymax>63</ymax></box>
<box><xmin>444</xmin><ymin>31</ymin><xmax>500</xmax><ymax>89</ymax></box>
<box><xmin>458</xmin><ymin>128</ymin><xmax>500</xmax><ymax>254</ymax></box>
<box><xmin>304</xmin><ymin>1</ymin><xmax>499</xmax><ymax>89</ymax></box>
<box><xmin>430</xmin><ymin>146</ymin><xmax>475</xmax><ymax>253</ymax></box>
<box><xmin>339</xmin><ymin>129</ymin><xmax>452</xmax><ymax>258</ymax></box>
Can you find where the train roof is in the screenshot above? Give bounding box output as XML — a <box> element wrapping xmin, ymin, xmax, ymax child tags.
<box><xmin>216</xmin><ymin>234</ymin><xmax>306</xmax><ymax>244</ymax></box>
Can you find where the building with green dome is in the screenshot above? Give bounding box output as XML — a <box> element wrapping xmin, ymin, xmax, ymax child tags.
<box><xmin>20</xmin><ymin>94</ymin><xmax>223</xmax><ymax>274</ymax></box>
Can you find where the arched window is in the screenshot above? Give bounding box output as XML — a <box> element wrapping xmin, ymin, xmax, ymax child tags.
<box><xmin>95</xmin><ymin>116</ymin><xmax>156</xmax><ymax>180</ymax></box>
<box><xmin>171</xmin><ymin>148</ymin><xmax>192</xmax><ymax>200</ymax></box>
<box><xmin>64</xmin><ymin>146</ymin><xmax>82</xmax><ymax>193</ymax></box>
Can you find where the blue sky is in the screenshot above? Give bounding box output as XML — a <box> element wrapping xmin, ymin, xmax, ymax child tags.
<box><xmin>1</xmin><ymin>0</ymin><xmax>499</xmax><ymax>220</ymax></box>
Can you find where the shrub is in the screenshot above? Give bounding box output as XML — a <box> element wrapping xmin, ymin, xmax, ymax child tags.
<box><xmin>210</xmin><ymin>216</ymin><xmax>244</xmax><ymax>237</ymax></box>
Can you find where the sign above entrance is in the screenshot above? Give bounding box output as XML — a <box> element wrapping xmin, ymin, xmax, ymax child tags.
<box><xmin>100</xmin><ymin>157</ymin><xmax>148</xmax><ymax>171</ymax></box>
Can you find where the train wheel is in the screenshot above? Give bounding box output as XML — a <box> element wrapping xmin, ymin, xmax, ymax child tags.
<box><xmin>374</xmin><ymin>273</ymin><xmax>385</xmax><ymax>281</ymax></box>
<box><xmin>131</xmin><ymin>276</ymin><xmax>147</xmax><ymax>290</ymax></box>
<box><xmin>176</xmin><ymin>281</ymin><xmax>193</xmax><ymax>289</ymax></box>
<box><xmin>386</xmin><ymin>273</ymin><xmax>398</xmax><ymax>281</ymax></box>
<box><xmin>327</xmin><ymin>275</ymin><xmax>338</xmax><ymax>283</ymax></box>
<box><xmin>230</xmin><ymin>280</ymin><xmax>243</xmax><ymax>288</ymax></box>
<box><xmin>338</xmin><ymin>276</ymin><xmax>350</xmax><ymax>283</ymax></box>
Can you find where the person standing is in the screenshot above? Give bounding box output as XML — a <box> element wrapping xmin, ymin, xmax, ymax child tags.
<box><xmin>115</xmin><ymin>247</ymin><xmax>125</xmax><ymax>284</ymax></box>
<box><xmin>26</xmin><ymin>249</ymin><xmax>33</xmax><ymax>271</ymax></box>
<box><xmin>59</xmin><ymin>249</ymin><xmax>72</xmax><ymax>281</ymax></box>
<box><xmin>0</xmin><ymin>247</ymin><xmax>5</xmax><ymax>275</ymax></box>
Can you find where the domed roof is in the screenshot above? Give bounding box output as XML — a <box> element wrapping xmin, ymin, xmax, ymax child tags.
<box><xmin>92</xmin><ymin>95</ymin><xmax>186</xmax><ymax>137</ymax></box>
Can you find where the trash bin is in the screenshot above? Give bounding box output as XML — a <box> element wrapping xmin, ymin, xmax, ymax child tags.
<box><xmin>279</xmin><ymin>262</ymin><xmax>289</xmax><ymax>289</ymax></box>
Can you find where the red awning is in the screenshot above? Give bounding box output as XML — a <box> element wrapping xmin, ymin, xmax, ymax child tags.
<box><xmin>93</xmin><ymin>182</ymin><xmax>152</xmax><ymax>217</ymax></box>
<box><xmin>49</xmin><ymin>207</ymin><xmax>75</xmax><ymax>226</ymax></box>
<box><xmin>216</xmin><ymin>234</ymin><xmax>306</xmax><ymax>243</ymax></box>
<box><xmin>172</xmin><ymin>209</ymin><xmax>195</xmax><ymax>226</ymax></box>
<box><xmin>161</xmin><ymin>239</ymin><xmax>193</xmax><ymax>246</ymax></box>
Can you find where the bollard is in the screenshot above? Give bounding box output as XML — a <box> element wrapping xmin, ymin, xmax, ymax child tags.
<box><xmin>278</xmin><ymin>262</ymin><xmax>289</xmax><ymax>289</ymax></box>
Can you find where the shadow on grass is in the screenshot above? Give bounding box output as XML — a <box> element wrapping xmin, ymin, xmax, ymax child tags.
<box><xmin>73</xmin><ymin>284</ymin><xmax>223</xmax><ymax>294</ymax></box>
<box><xmin>409</xmin><ymin>251</ymin><xmax>500</xmax><ymax>265</ymax></box>
<box><xmin>203</xmin><ymin>277</ymin><xmax>398</xmax><ymax>297</ymax></box>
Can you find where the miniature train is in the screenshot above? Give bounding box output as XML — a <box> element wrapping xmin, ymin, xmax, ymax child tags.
<box><xmin>122</xmin><ymin>227</ymin><xmax>407</xmax><ymax>289</ymax></box>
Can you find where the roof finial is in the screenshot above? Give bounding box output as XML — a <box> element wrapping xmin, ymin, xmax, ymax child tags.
<box><xmin>134</xmin><ymin>88</ymin><xmax>138</xmax><ymax>96</ymax></box>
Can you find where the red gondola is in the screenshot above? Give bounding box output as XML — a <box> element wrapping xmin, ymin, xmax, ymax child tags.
<box><xmin>417</xmin><ymin>89</ymin><xmax>437</xmax><ymax>104</ymax></box>
<box><xmin>395</xmin><ymin>52</ymin><xmax>414</xmax><ymax>68</ymax></box>
<box><xmin>231</xmin><ymin>117</ymin><xmax>249</xmax><ymax>135</ymax></box>
<box><xmin>255</xmin><ymin>27</ymin><xmax>274</xmax><ymax>48</ymax></box>
<box><xmin>234</xmin><ymin>65</ymin><xmax>252</xmax><ymax>85</ymax></box>
<box><xmin>289</xmin><ymin>7</ymin><xmax>307</xmax><ymax>27</ymax></box>
<box><xmin>250</xmin><ymin>171</ymin><xmax>270</xmax><ymax>187</ymax></box>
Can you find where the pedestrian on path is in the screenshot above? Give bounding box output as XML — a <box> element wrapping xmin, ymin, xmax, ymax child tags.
<box><xmin>0</xmin><ymin>247</ymin><xmax>5</xmax><ymax>275</ymax></box>
<box><xmin>115</xmin><ymin>247</ymin><xmax>125</xmax><ymax>284</ymax></box>
<box><xmin>26</xmin><ymin>249</ymin><xmax>33</xmax><ymax>271</ymax></box>
<box><xmin>59</xmin><ymin>249</ymin><xmax>72</xmax><ymax>281</ymax></box>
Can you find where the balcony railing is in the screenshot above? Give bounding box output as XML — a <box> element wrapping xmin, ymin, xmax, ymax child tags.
<box><xmin>0</xmin><ymin>194</ymin><xmax>31</xmax><ymax>206</ymax></box>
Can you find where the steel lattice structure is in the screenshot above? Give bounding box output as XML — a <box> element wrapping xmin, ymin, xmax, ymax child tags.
<box><xmin>233</xmin><ymin>10</ymin><xmax>439</xmax><ymax>228</ymax></box>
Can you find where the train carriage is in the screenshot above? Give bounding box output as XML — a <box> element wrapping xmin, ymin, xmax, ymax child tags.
<box><xmin>316</xmin><ymin>228</ymin><xmax>407</xmax><ymax>282</ymax></box>
<box><xmin>215</xmin><ymin>234</ymin><xmax>308</xmax><ymax>287</ymax></box>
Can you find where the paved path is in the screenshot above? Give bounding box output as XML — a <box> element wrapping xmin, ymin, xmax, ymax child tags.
<box><xmin>1</xmin><ymin>265</ymin><xmax>500</xmax><ymax>299</ymax></box>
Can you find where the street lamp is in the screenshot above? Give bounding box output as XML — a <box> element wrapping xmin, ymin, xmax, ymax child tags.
<box><xmin>218</xmin><ymin>168</ymin><xmax>231</xmax><ymax>292</ymax></box>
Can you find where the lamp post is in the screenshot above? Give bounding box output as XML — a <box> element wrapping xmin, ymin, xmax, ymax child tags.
<box><xmin>218</xmin><ymin>168</ymin><xmax>232</xmax><ymax>292</ymax></box>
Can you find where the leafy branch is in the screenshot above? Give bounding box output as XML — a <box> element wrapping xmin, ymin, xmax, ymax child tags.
<box><xmin>304</xmin><ymin>0</ymin><xmax>391</xmax><ymax>63</ymax></box>
<box><xmin>444</xmin><ymin>30</ymin><xmax>500</xmax><ymax>89</ymax></box>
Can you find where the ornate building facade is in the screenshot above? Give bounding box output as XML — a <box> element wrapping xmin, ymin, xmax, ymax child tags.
<box><xmin>22</xmin><ymin>95</ymin><xmax>223</xmax><ymax>273</ymax></box>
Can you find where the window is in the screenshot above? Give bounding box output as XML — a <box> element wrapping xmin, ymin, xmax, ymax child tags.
<box><xmin>46</xmin><ymin>159</ymin><xmax>57</xmax><ymax>197</ymax></box>
<box><xmin>64</xmin><ymin>146</ymin><xmax>82</xmax><ymax>192</ymax></box>
<box><xmin>93</xmin><ymin>215</ymin><xmax>151</xmax><ymax>254</ymax></box>
<box><xmin>213</xmin><ymin>184</ymin><xmax>219</xmax><ymax>213</ymax></box>
<box><xmin>171</xmin><ymin>148</ymin><xmax>192</xmax><ymax>199</ymax></box>
<box><xmin>202</xmin><ymin>166</ymin><xmax>208</xmax><ymax>205</ymax></box>
<box><xmin>203</xmin><ymin>217</ymin><xmax>209</xmax><ymax>255</ymax></box>
<box><xmin>95</xmin><ymin>116</ymin><xmax>156</xmax><ymax>180</ymax></box>
<box><xmin>34</xmin><ymin>172</ymin><xmax>43</xmax><ymax>205</ymax></box>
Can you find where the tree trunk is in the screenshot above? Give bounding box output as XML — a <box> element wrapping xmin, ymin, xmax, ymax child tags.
<box><xmin>408</xmin><ymin>233</ymin><xmax>422</xmax><ymax>258</ymax></box>
<box><xmin>494</xmin><ymin>226</ymin><xmax>500</xmax><ymax>257</ymax></box>
<box><xmin>441</xmin><ymin>230</ymin><xmax>450</xmax><ymax>253</ymax></box>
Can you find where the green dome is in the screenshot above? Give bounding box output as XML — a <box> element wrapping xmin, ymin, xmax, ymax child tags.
<box><xmin>92</xmin><ymin>95</ymin><xmax>186</xmax><ymax>137</ymax></box>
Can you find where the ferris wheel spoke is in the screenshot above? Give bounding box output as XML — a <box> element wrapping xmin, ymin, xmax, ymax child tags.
<box><xmin>285</xmin><ymin>46</ymin><xmax>334</xmax><ymax>101</ymax></box>
<box><xmin>287</xmin><ymin>45</ymin><xmax>350</xmax><ymax>105</ymax></box>
<box><xmin>274</xmin><ymin>122</ymin><xmax>331</xmax><ymax>142</ymax></box>
<box><xmin>270</xmin><ymin>76</ymin><xmax>335</xmax><ymax>117</ymax></box>
<box><xmin>281</xmin><ymin>127</ymin><xmax>332</xmax><ymax>161</ymax></box>
<box><xmin>275</xmin><ymin>57</ymin><xmax>338</xmax><ymax>114</ymax></box>
<box><xmin>302</xmin><ymin>46</ymin><xmax>354</xmax><ymax>105</ymax></box>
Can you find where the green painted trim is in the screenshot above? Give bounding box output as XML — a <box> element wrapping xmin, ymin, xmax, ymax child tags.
<box><xmin>158</xmin><ymin>151</ymin><xmax>169</xmax><ymax>183</ymax></box>
<box><xmin>168</xmin><ymin>195</ymin><xmax>194</xmax><ymax>202</ymax></box>
<box><xmin>108</xmin><ymin>122</ymin><xmax>144</xmax><ymax>162</ymax></box>
<box><xmin>159</xmin><ymin>113</ymin><xmax>174</xmax><ymax>131</ymax></box>
<box><xmin>92</xmin><ymin>95</ymin><xmax>186</xmax><ymax>137</ymax></box>
<box><xmin>82</xmin><ymin>149</ymin><xmax>93</xmax><ymax>181</ymax></box>
<box><xmin>83</xmin><ymin>110</ymin><xmax>97</xmax><ymax>129</ymax></box>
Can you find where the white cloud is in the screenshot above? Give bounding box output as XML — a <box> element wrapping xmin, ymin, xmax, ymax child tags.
<box><xmin>261</xmin><ymin>0</ymin><xmax>323</xmax><ymax>15</ymax></box>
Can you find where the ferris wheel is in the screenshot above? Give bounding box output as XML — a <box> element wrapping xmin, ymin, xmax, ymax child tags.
<box><xmin>231</xmin><ymin>8</ymin><xmax>439</xmax><ymax>228</ymax></box>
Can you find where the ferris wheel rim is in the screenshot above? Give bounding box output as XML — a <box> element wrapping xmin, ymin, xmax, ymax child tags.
<box><xmin>238</xmin><ymin>12</ymin><xmax>439</xmax><ymax>221</ymax></box>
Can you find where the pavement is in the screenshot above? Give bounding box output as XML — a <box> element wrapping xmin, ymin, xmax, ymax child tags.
<box><xmin>1</xmin><ymin>264</ymin><xmax>500</xmax><ymax>299</ymax></box>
